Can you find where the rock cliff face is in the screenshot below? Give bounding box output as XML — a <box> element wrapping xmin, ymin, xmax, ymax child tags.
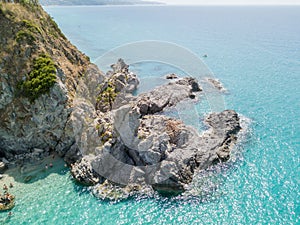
<box><xmin>0</xmin><ymin>2</ymin><xmax>101</xmax><ymax>163</ymax></box>
<box><xmin>0</xmin><ymin>2</ymin><xmax>243</xmax><ymax>196</ymax></box>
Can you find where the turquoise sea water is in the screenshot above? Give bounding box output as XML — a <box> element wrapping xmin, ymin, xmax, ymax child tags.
<box><xmin>1</xmin><ymin>6</ymin><xmax>299</xmax><ymax>224</ymax></box>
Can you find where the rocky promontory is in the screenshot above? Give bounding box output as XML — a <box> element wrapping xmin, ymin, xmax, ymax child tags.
<box><xmin>0</xmin><ymin>1</ymin><xmax>242</xmax><ymax>197</ymax></box>
<box><xmin>70</xmin><ymin>59</ymin><xmax>241</xmax><ymax>193</ymax></box>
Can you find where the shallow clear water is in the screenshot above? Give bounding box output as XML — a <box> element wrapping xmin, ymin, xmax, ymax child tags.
<box><xmin>1</xmin><ymin>5</ymin><xmax>299</xmax><ymax>224</ymax></box>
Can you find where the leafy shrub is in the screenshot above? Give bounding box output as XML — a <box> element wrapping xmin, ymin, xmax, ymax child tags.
<box><xmin>16</xmin><ymin>20</ymin><xmax>41</xmax><ymax>44</ymax></box>
<box><xmin>97</xmin><ymin>82</ymin><xmax>118</xmax><ymax>110</ymax></box>
<box><xmin>20</xmin><ymin>54</ymin><xmax>57</xmax><ymax>101</ymax></box>
<box><xmin>16</xmin><ymin>30</ymin><xmax>35</xmax><ymax>43</ymax></box>
<box><xmin>22</xmin><ymin>19</ymin><xmax>42</xmax><ymax>34</ymax></box>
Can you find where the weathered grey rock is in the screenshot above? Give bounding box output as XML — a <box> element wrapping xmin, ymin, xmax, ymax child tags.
<box><xmin>189</xmin><ymin>78</ymin><xmax>202</xmax><ymax>92</ymax></box>
<box><xmin>92</xmin><ymin>109</ymin><xmax>241</xmax><ymax>193</ymax></box>
<box><xmin>206</xmin><ymin>78</ymin><xmax>227</xmax><ymax>92</ymax></box>
<box><xmin>108</xmin><ymin>59</ymin><xmax>139</xmax><ymax>95</ymax></box>
<box><xmin>112</xmin><ymin>93</ymin><xmax>136</xmax><ymax>110</ymax></box>
<box><xmin>70</xmin><ymin>65</ymin><xmax>242</xmax><ymax>195</ymax></box>
<box><xmin>150</xmin><ymin>110</ymin><xmax>241</xmax><ymax>192</ymax></box>
<box><xmin>165</xmin><ymin>73</ymin><xmax>178</xmax><ymax>79</ymax></box>
<box><xmin>96</xmin><ymin>59</ymin><xmax>139</xmax><ymax>113</ymax></box>
<box><xmin>1</xmin><ymin>49</ymin><xmax>242</xmax><ymax>196</ymax></box>
<box><xmin>135</xmin><ymin>77</ymin><xmax>201</xmax><ymax>116</ymax></box>
<box><xmin>92</xmin><ymin>180</ymin><xmax>152</xmax><ymax>201</ymax></box>
<box><xmin>113</xmin><ymin>105</ymin><xmax>140</xmax><ymax>150</ymax></box>
<box><xmin>91</xmin><ymin>151</ymin><xmax>146</xmax><ymax>186</ymax></box>
<box><xmin>0</xmin><ymin>73</ymin><xmax>14</xmax><ymax>110</ymax></box>
<box><xmin>125</xmin><ymin>72</ymin><xmax>139</xmax><ymax>93</ymax></box>
<box><xmin>111</xmin><ymin>58</ymin><xmax>129</xmax><ymax>74</ymax></box>
<box><xmin>0</xmin><ymin>78</ymin><xmax>69</xmax><ymax>157</ymax></box>
<box><xmin>70</xmin><ymin>156</ymin><xmax>100</xmax><ymax>186</ymax></box>
<box><xmin>0</xmin><ymin>63</ymin><xmax>104</xmax><ymax>165</ymax></box>
<box><xmin>1</xmin><ymin>158</ymin><xmax>9</xmax><ymax>164</ymax></box>
<box><xmin>81</xmin><ymin>64</ymin><xmax>105</xmax><ymax>105</ymax></box>
<box><xmin>64</xmin><ymin>143</ymin><xmax>81</xmax><ymax>165</ymax></box>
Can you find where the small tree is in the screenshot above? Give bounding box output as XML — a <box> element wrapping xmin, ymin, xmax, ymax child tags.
<box><xmin>19</xmin><ymin>54</ymin><xmax>57</xmax><ymax>102</ymax></box>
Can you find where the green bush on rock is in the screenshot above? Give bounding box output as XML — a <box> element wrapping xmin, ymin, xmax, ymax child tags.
<box><xmin>16</xmin><ymin>30</ymin><xmax>35</xmax><ymax>43</ymax></box>
<box><xmin>22</xmin><ymin>19</ymin><xmax>42</xmax><ymax>34</ymax></box>
<box><xmin>16</xmin><ymin>20</ymin><xmax>41</xmax><ymax>44</ymax></box>
<box><xmin>96</xmin><ymin>82</ymin><xmax>118</xmax><ymax>111</ymax></box>
<box><xmin>19</xmin><ymin>54</ymin><xmax>57</xmax><ymax>102</ymax></box>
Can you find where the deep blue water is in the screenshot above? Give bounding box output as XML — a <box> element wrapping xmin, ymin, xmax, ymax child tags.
<box><xmin>1</xmin><ymin>5</ymin><xmax>299</xmax><ymax>224</ymax></box>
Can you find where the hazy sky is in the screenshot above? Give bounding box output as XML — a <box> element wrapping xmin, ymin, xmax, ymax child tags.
<box><xmin>156</xmin><ymin>0</ymin><xmax>300</xmax><ymax>5</ymax></box>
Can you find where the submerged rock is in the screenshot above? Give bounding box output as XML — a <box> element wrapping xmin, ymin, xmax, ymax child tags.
<box><xmin>206</xmin><ymin>78</ymin><xmax>227</xmax><ymax>92</ymax></box>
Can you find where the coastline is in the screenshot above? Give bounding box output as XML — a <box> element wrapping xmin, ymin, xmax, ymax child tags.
<box><xmin>0</xmin><ymin>3</ymin><xmax>298</xmax><ymax>224</ymax></box>
<box><xmin>0</xmin><ymin>154</ymin><xmax>67</xmax><ymax>200</ymax></box>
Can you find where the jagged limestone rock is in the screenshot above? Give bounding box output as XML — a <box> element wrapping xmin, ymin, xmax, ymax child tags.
<box><xmin>71</xmin><ymin>64</ymin><xmax>242</xmax><ymax>194</ymax></box>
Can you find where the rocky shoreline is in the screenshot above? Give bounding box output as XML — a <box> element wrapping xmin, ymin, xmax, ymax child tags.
<box><xmin>68</xmin><ymin>59</ymin><xmax>242</xmax><ymax>195</ymax></box>
<box><xmin>1</xmin><ymin>57</ymin><xmax>242</xmax><ymax>197</ymax></box>
<box><xmin>0</xmin><ymin>2</ymin><xmax>243</xmax><ymax>198</ymax></box>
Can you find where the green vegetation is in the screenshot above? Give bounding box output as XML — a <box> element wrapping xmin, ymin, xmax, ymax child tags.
<box><xmin>1</xmin><ymin>0</ymin><xmax>90</xmax><ymax>99</ymax></box>
<box><xmin>97</xmin><ymin>82</ymin><xmax>118</xmax><ymax>110</ymax></box>
<box><xmin>0</xmin><ymin>4</ymin><xmax>15</xmax><ymax>19</ymax></box>
<box><xmin>19</xmin><ymin>54</ymin><xmax>57</xmax><ymax>101</ymax></box>
<box><xmin>100</xmin><ymin>131</ymin><xmax>112</xmax><ymax>144</ymax></box>
<box><xmin>22</xmin><ymin>19</ymin><xmax>42</xmax><ymax>34</ymax></box>
<box><xmin>96</xmin><ymin>124</ymin><xmax>101</xmax><ymax>130</ymax></box>
<box><xmin>15</xmin><ymin>20</ymin><xmax>41</xmax><ymax>44</ymax></box>
<box><xmin>20</xmin><ymin>0</ymin><xmax>39</xmax><ymax>7</ymax></box>
<box><xmin>16</xmin><ymin>30</ymin><xmax>35</xmax><ymax>43</ymax></box>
